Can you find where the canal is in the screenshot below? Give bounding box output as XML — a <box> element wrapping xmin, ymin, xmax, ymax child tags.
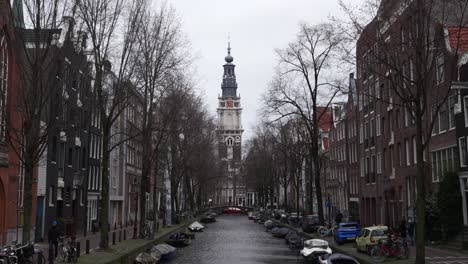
<box><xmin>171</xmin><ymin>214</ymin><xmax>302</xmax><ymax>264</ymax></box>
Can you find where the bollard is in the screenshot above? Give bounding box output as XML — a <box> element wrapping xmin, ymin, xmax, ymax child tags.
<box><xmin>124</xmin><ymin>229</ymin><xmax>126</xmax><ymax>240</ymax></box>
<box><xmin>86</xmin><ymin>239</ymin><xmax>90</xmax><ymax>254</ymax></box>
<box><xmin>112</xmin><ymin>232</ymin><xmax>116</xmax><ymax>245</ymax></box>
<box><xmin>76</xmin><ymin>242</ymin><xmax>80</xmax><ymax>257</ymax></box>
<box><xmin>119</xmin><ymin>230</ymin><xmax>122</xmax><ymax>242</ymax></box>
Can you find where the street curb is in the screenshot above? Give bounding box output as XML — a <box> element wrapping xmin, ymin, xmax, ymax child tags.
<box><xmin>77</xmin><ymin>221</ymin><xmax>195</xmax><ymax>264</ymax></box>
<box><xmin>273</xmin><ymin>220</ymin><xmax>374</xmax><ymax>264</ymax></box>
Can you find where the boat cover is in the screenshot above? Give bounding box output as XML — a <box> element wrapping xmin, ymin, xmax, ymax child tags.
<box><xmin>151</xmin><ymin>244</ymin><xmax>176</xmax><ymax>255</ymax></box>
<box><xmin>189</xmin><ymin>221</ymin><xmax>204</xmax><ymax>230</ymax></box>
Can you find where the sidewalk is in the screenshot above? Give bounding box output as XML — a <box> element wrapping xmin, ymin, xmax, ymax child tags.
<box><xmin>37</xmin><ymin>222</ymin><xmax>190</xmax><ymax>264</ymax></box>
<box><xmin>276</xmin><ymin>221</ymin><xmax>468</xmax><ymax>264</ymax></box>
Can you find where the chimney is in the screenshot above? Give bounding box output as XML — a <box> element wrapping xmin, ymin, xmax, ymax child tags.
<box><xmin>58</xmin><ymin>16</ymin><xmax>75</xmax><ymax>47</ymax></box>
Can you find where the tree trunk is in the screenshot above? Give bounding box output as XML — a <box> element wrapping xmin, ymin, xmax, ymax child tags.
<box><xmin>139</xmin><ymin>128</ymin><xmax>151</xmax><ymax>237</ymax></box>
<box><xmin>312</xmin><ymin>143</ymin><xmax>325</xmax><ymax>225</ymax></box>
<box><xmin>415</xmin><ymin>110</ymin><xmax>426</xmax><ymax>264</ymax></box>
<box><xmin>100</xmin><ymin>124</ymin><xmax>110</xmax><ymax>249</ymax></box>
<box><xmin>22</xmin><ymin>158</ymin><xmax>34</xmax><ymax>243</ymax></box>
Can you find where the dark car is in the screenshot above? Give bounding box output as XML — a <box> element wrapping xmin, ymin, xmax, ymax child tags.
<box><xmin>319</xmin><ymin>253</ymin><xmax>360</xmax><ymax>264</ymax></box>
<box><xmin>302</xmin><ymin>215</ymin><xmax>320</xmax><ymax>233</ymax></box>
<box><xmin>334</xmin><ymin>222</ymin><xmax>361</xmax><ymax>245</ymax></box>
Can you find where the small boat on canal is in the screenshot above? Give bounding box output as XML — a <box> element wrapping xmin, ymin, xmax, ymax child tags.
<box><xmin>271</xmin><ymin>227</ymin><xmax>291</xmax><ymax>238</ymax></box>
<box><xmin>200</xmin><ymin>215</ymin><xmax>216</xmax><ymax>224</ymax></box>
<box><xmin>165</xmin><ymin>233</ymin><xmax>192</xmax><ymax>248</ymax></box>
<box><xmin>135</xmin><ymin>252</ymin><xmax>160</xmax><ymax>264</ymax></box>
<box><xmin>188</xmin><ymin>221</ymin><xmax>205</xmax><ymax>232</ymax></box>
<box><xmin>151</xmin><ymin>243</ymin><xmax>176</xmax><ymax>262</ymax></box>
<box><xmin>300</xmin><ymin>239</ymin><xmax>332</xmax><ymax>263</ymax></box>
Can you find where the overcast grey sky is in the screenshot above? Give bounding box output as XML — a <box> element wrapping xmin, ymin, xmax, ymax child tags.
<box><xmin>169</xmin><ymin>0</ymin><xmax>364</xmax><ymax>140</ymax></box>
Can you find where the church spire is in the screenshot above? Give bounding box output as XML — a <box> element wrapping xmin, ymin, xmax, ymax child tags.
<box><xmin>221</xmin><ymin>41</ymin><xmax>237</xmax><ymax>98</ymax></box>
<box><xmin>12</xmin><ymin>0</ymin><xmax>25</xmax><ymax>29</ymax></box>
<box><xmin>225</xmin><ymin>41</ymin><xmax>234</xmax><ymax>63</ymax></box>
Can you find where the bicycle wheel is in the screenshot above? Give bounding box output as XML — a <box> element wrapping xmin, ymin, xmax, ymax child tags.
<box><xmin>370</xmin><ymin>245</ymin><xmax>386</xmax><ymax>263</ymax></box>
<box><xmin>60</xmin><ymin>246</ymin><xmax>68</xmax><ymax>262</ymax></box>
<box><xmin>318</xmin><ymin>227</ymin><xmax>328</xmax><ymax>237</ymax></box>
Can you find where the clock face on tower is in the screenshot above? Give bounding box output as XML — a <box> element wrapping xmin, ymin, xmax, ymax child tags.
<box><xmin>226</xmin><ymin>100</ymin><xmax>233</xmax><ymax>108</ymax></box>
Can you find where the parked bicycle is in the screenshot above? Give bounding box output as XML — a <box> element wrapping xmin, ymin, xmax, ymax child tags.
<box><xmin>0</xmin><ymin>242</ymin><xmax>46</xmax><ymax>264</ymax></box>
<box><xmin>370</xmin><ymin>234</ymin><xmax>409</xmax><ymax>263</ymax></box>
<box><xmin>142</xmin><ymin>224</ymin><xmax>154</xmax><ymax>240</ymax></box>
<box><xmin>317</xmin><ymin>225</ymin><xmax>336</xmax><ymax>237</ymax></box>
<box><xmin>58</xmin><ymin>236</ymin><xmax>78</xmax><ymax>263</ymax></box>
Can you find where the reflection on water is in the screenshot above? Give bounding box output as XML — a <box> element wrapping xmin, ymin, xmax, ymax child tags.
<box><xmin>171</xmin><ymin>215</ymin><xmax>303</xmax><ymax>264</ymax></box>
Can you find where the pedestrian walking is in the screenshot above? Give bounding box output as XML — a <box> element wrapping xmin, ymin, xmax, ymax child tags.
<box><xmin>48</xmin><ymin>220</ymin><xmax>60</xmax><ymax>263</ymax></box>
<box><xmin>407</xmin><ymin>218</ymin><xmax>415</xmax><ymax>246</ymax></box>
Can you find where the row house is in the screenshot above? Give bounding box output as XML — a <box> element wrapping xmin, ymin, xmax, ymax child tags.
<box><xmin>451</xmin><ymin>28</ymin><xmax>468</xmax><ymax>229</ymax></box>
<box><xmin>327</xmin><ymin>74</ymin><xmax>360</xmax><ymax>223</ymax></box>
<box><xmin>26</xmin><ymin>17</ymin><xmax>93</xmax><ymax>240</ymax></box>
<box><xmin>310</xmin><ymin>106</ymin><xmax>333</xmax><ymax>215</ymax></box>
<box><xmin>328</xmin><ymin>103</ymin><xmax>350</xmax><ymax>222</ymax></box>
<box><xmin>121</xmin><ymin>85</ymin><xmax>143</xmax><ymax>226</ymax></box>
<box><xmin>0</xmin><ymin>0</ymin><xmax>30</xmax><ymax>245</ymax></box>
<box><xmin>354</xmin><ymin>0</ymin><xmax>460</xmax><ymax>228</ymax></box>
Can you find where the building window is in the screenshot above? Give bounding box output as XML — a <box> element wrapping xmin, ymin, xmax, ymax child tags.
<box><xmin>68</xmin><ymin>148</ymin><xmax>73</xmax><ymax>166</ymax></box>
<box><xmin>449</xmin><ymin>95</ymin><xmax>456</xmax><ymax>129</ymax></box>
<box><xmin>413</xmin><ymin>136</ymin><xmax>417</xmax><ymax>164</ymax></box>
<box><xmin>405</xmin><ymin>138</ymin><xmax>410</xmax><ymax>166</ymax></box>
<box><xmin>436</xmin><ymin>54</ymin><xmax>444</xmax><ymax>84</ymax></box>
<box><xmin>398</xmin><ymin>143</ymin><xmax>403</xmax><ymax>166</ymax></box>
<box><xmin>49</xmin><ymin>186</ymin><xmax>54</xmax><ymax>207</ymax></box>
<box><xmin>377</xmin><ymin>152</ymin><xmax>382</xmax><ymax>174</ymax></box>
<box><xmin>432</xmin><ymin>147</ymin><xmax>457</xmax><ymax>182</ymax></box>
<box><xmin>51</xmin><ymin>137</ymin><xmax>57</xmax><ymax>162</ymax></box>
<box><xmin>460</xmin><ymin>137</ymin><xmax>467</xmax><ymax>167</ymax></box>
<box><xmin>361</xmin><ymin>158</ymin><xmax>365</xmax><ymax>177</ymax></box>
<box><xmin>359</xmin><ymin>124</ymin><xmax>363</xmax><ymax>144</ymax></box>
<box><xmin>404</xmin><ymin>108</ymin><xmax>409</xmax><ymax>127</ymax></box>
<box><xmin>432</xmin><ymin>105</ymin><xmax>439</xmax><ymax>135</ymax></box>
<box><xmin>0</xmin><ymin>33</ymin><xmax>8</xmax><ymax>140</ymax></box>
<box><xmin>439</xmin><ymin>102</ymin><xmax>448</xmax><ymax>132</ymax></box>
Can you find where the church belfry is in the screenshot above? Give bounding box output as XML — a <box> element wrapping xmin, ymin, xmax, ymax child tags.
<box><xmin>216</xmin><ymin>42</ymin><xmax>244</xmax><ymax>206</ymax></box>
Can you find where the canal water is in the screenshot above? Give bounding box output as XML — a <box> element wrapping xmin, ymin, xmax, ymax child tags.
<box><xmin>171</xmin><ymin>214</ymin><xmax>302</xmax><ymax>264</ymax></box>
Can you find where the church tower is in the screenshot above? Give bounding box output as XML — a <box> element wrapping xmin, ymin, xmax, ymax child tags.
<box><xmin>216</xmin><ymin>42</ymin><xmax>244</xmax><ymax>205</ymax></box>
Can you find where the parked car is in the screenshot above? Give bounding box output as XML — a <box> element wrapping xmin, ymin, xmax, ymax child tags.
<box><xmin>319</xmin><ymin>253</ymin><xmax>360</xmax><ymax>264</ymax></box>
<box><xmin>334</xmin><ymin>222</ymin><xmax>361</xmax><ymax>245</ymax></box>
<box><xmin>355</xmin><ymin>226</ymin><xmax>388</xmax><ymax>254</ymax></box>
<box><xmin>302</xmin><ymin>215</ymin><xmax>320</xmax><ymax>233</ymax></box>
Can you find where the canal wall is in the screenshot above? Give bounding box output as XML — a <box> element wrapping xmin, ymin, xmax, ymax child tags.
<box><xmin>270</xmin><ymin>220</ymin><xmax>376</xmax><ymax>264</ymax></box>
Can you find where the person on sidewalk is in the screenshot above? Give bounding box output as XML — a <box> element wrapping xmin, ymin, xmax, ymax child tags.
<box><xmin>48</xmin><ymin>220</ymin><xmax>60</xmax><ymax>263</ymax></box>
<box><xmin>407</xmin><ymin>218</ymin><xmax>415</xmax><ymax>246</ymax></box>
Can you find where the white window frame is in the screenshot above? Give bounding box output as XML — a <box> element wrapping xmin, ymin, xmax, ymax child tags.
<box><xmin>436</xmin><ymin>54</ymin><xmax>444</xmax><ymax>84</ymax></box>
<box><xmin>404</xmin><ymin>108</ymin><xmax>409</xmax><ymax>127</ymax></box>
<box><xmin>449</xmin><ymin>95</ymin><xmax>456</xmax><ymax>130</ymax></box>
<box><xmin>413</xmin><ymin>136</ymin><xmax>417</xmax><ymax>164</ymax></box>
<box><xmin>360</xmin><ymin>124</ymin><xmax>363</xmax><ymax>144</ymax></box>
<box><xmin>460</xmin><ymin>137</ymin><xmax>467</xmax><ymax>167</ymax></box>
<box><xmin>377</xmin><ymin>152</ymin><xmax>382</xmax><ymax>174</ymax></box>
<box><xmin>464</xmin><ymin>96</ymin><xmax>468</xmax><ymax>128</ymax></box>
<box><xmin>376</xmin><ymin>115</ymin><xmax>381</xmax><ymax>136</ymax></box>
<box><xmin>405</xmin><ymin>139</ymin><xmax>411</xmax><ymax>166</ymax></box>
<box><xmin>49</xmin><ymin>186</ymin><xmax>54</xmax><ymax>207</ymax></box>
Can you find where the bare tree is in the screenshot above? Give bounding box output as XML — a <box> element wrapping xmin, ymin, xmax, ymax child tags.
<box><xmin>133</xmin><ymin>2</ymin><xmax>187</xmax><ymax>236</ymax></box>
<box><xmin>264</xmin><ymin>22</ymin><xmax>346</xmax><ymax>223</ymax></box>
<box><xmin>76</xmin><ymin>0</ymin><xmax>144</xmax><ymax>249</ymax></box>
